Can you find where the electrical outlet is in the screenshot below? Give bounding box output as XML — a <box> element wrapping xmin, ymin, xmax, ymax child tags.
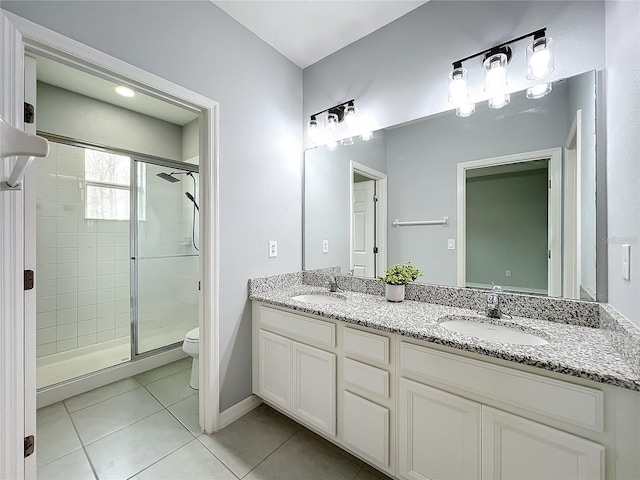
<box><xmin>447</xmin><ymin>239</ymin><xmax>455</xmax><ymax>250</ymax></box>
<box><xmin>622</xmin><ymin>244</ymin><xmax>630</xmax><ymax>280</ymax></box>
<box><xmin>505</xmin><ymin>270</ymin><xmax>512</xmax><ymax>277</ymax></box>
<box><xmin>322</xmin><ymin>240</ymin><xmax>329</xmax><ymax>254</ymax></box>
<box><xmin>268</xmin><ymin>240</ymin><xmax>277</xmax><ymax>258</ymax></box>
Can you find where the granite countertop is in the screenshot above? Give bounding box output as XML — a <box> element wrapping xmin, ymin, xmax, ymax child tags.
<box><xmin>250</xmin><ymin>285</ymin><xmax>640</xmax><ymax>391</ymax></box>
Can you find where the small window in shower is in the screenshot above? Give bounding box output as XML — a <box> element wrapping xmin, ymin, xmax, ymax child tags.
<box><xmin>84</xmin><ymin>149</ymin><xmax>131</xmax><ymax>220</ymax></box>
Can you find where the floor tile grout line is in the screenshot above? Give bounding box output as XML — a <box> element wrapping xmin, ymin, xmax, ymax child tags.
<box><xmin>62</xmin><ymin>399</ymin><xmax>100</xmax><ymax>480</ymax></box>
<box><xmin>125</xmin><ymin>434</ymin><xmax>196</xmax><ymax>480</ymax></box>
<box><xmin>78</xmin><ymin>405</ymin><xmax>165</xmax><ymax>448</ymax></box>
<box><xmin>235</xmin><ymin>428</ymin><xmax>301</xmax><ymax>479</ymax></box>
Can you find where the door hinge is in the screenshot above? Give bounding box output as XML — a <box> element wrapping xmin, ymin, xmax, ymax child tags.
<box><xmin>198</xmin><ymin>281</ymin><xmax>201</xmax><ymax>291</ymax></box>
<box><xmin>373</xmin><ymin>195</ymin><xmax>379</xmax><ymax>202</ymax></box>
<box><xmin>548</xmin><ymin>179</ymin><xmax>551</xmax><ymax>189</ymax></box>
<box><xmin>373</xmin><ymin>246</ymin><xmax>379</xmax><ymax>254</ymax></box>
<box><xmin>24</xmin><ymin>270</ymin><xmax>34</xmax><ymax>291</ymax></box>
<box><xmin>24</xmin><ymin>103</ymin><xmax>34</xmax><ymax>124</ymax></box>
<box><xmin>24</xmin><ymin>435</ymin><xmax>34</xmax><ymax>458</ymax></box>
<box><xmin>548</xmin><ymin>250</ymin><xmax>552</xmax><ymax>259</ymax></box>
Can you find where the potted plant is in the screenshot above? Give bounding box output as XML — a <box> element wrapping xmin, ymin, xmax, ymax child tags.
<box><xmin>378</xmin><ymin>262</ymin><xmax>423</xmax><ymax>302</ymax></box>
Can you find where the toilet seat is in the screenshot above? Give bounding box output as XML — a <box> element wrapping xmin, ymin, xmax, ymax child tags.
<box><xmin>185</xmin><ymin>327</ymin><xmax>199</xmax><ymax>342</ymax></box>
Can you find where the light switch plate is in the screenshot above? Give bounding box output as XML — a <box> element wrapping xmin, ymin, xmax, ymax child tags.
<box><xmin>322</xmin><ymin>240</ymin><xmax>329</xmax><ymax>254</ymax></box>
<box><xmin>622</xmin><ymin>244</ymin><xmax>630</xmax><ymax>280</ymax></box>
<box><xmin>268</xmin><ymin>240</ymin><xmax>277</xmax><ymax>258</ymax></box>
<box><xmin>447</xmin><ymin>239</ymin><xmax>455</xmax><ymax>250</ymax></box>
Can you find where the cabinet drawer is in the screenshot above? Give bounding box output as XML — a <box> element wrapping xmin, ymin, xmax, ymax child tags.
<box><xmin>342</xmin><ymin>391</ymin><xmax>390</xmax><ymax>469</ymax></box>
<box><xmin>400</xmin><ymin>342</ymin><xmax>604</xmax><ymax>432</ymax></box>
<box><xmin>343</xmin><ymin>357</ymin><xmax>389</xmax><ymax>399</ymax></box>
<box><xmin>344</xmin><ymin>327</ymin><xmax>390</xmax><ymax>365</ymax></box>
<box><xmin>259</xmin><ymin>305</ymin><xmax>335</xmax><ymax>348</ymax></box>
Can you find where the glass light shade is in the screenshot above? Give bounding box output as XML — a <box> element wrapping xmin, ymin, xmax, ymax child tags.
<box><xmin>341</xmin><ymin>137</ymin><xmax>355</xmax><ymax>146</ymax></box>
<box><xmin>326</xmin><ymin>113</ymin><xmax>339</xmax><ymax>132</ymax></box>
<box><xmin>488</xmin><ymin>93</ymin><xmax>511</xmax><ymax>109</ymax></box>
<box><xmin>456</xmin><ymin>103</ymin><xmax>476</xmax><ymax>117</ymax></box>
<box><xmin>326</xmin><ymin>140</ymin><xmax>338</xmax><ymax>151</ymax></box>
<box><xmin>308</xmin><ymin>118</ymin><xmax>322</xmax><ymax>144</ymax></box>
<box><xmin>483</xmin><ymin>53</ymin><xmax>508</xmax><ymax>95</ymax></box>
<box><xmin>360</xmin><ymin>131</ymin><xmax>373</xmax><ymax>141</ymax></box>
<box><xmin>526</xmin><ymin>83</ymin><xmax>552</xmax><ymax>99</ymax></box>
<box><xmin>527</xmin><ymin>36</ymin><xmax>554</xmax><ymax>80</ymax></box>
<box><xmin>344</xmin><ymin>105</ymin><xmax>358</xmax><ymax>128</ymax></box>
<box><xmin>448</xmin><ymin>67</ymin><xmax>469</xmax><ymax>104</ymax></box>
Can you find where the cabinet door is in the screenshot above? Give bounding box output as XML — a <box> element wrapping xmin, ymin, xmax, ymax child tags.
<box><xmin>482</xmin><ymin>406</ymin><xmax>604</xmax><ymax>480</ymax></box>
<box><xmin>293</xmin><ymin>342</ymin><xmax>336</xmax><ymax>437</ymax></box>
<box><xmin>398</xmin><ymin>378</ymin><xmax>481</xmax><ymax>480</ymax></box>
<box><xmin>258</xmin><ymin>329</ymin><xmax>292</xmax><ymax>411</ymax></box>
<box><xmin>342</xmin><ymin>391</ymin><xmax>390</xmax><ymax>469</ymax></box>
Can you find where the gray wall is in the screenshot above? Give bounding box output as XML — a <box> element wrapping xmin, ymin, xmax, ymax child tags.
<box><xmin>38</xmin><ymin>82</ymin><xmax>183</xmax><ymax>160</ymax></box>
<box><xmin>181</xmin><ymin>118</ymin><xmax>199</xmax><ymax>162</ymax></box>
<box><xmin>566</xmin><ymin>73</ymin><xmax>597</xmax><ymax>297</ymax></box>
<box><xmin>466</xmin><ymin>169</ymin><xmax>549</xmax><ymax>292</ymax></box>
<box><xmin>3</xmin><ymin>1</ymin><xmax>303</xmax><ymax>410</ymax></box>
<box><xmin>386</xmin><ymin>87</ymin><xmax>569</xmax><ymax>286</ymax></box>
<box><xmin>304</xmin><ymin>132</ymin><xmax>386</xmax><ymax>272</ymax></box>
<box><xmin>605</xmin><ymin>1</ymin><xmax>640</xmax><ymax>326</ymax></box>
<box><xmin>303</xmin><ymin>1</ymin><xmax>605</xmax><ymax>148</ymax></box>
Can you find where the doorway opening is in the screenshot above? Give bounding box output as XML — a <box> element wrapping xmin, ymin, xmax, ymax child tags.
<box><xmin>350</xmin><ymin>162</ymin><xmax>387</xmax><ymax>278</ymax></box>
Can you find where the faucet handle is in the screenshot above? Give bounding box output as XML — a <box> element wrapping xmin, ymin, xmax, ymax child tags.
<box><xmin>491</xmin><ymin>283</ymin><xmax>503</xmax><ymax>294</ymax></box>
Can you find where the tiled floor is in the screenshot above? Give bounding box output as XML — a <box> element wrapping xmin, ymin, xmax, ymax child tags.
<box><xmin>37</xmin><ymin>358</ymin><xmax>391</xmax><ymax>480</ymax></box>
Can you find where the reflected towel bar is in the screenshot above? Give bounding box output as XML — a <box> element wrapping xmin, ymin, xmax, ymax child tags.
<box><xmin>393</xmin><ymin>217</ymin><xmax>449</xmax><ymax>227</ymax></box>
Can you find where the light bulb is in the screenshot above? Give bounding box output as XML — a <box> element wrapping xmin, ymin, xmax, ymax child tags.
<box><xmin>456</xmin><ymin>103</ymin><xmax>476</xmax><ymax>117</ymax></box>
<box><xmin>526</xmin><ymin>83</ymin><xmax>552</xmax><ymax>99</ymax></box>
<box><xmin>527</xmin><ymin>36</ymin><xmax>554</xmax><ymax>80</ymax></box>
<box><xmin>360</xmin><ymin>131</ymin><xmax>373</xmax><ymax>141</ymax></box>
<box><xmin>344</xmin><ymin>104</ymin><xmax>358</xmax><ymax>131</ymax></box>
<box><xmin>483</xmin><ymin>53</ymin><xmax>508</xmax><ymax>95</ymax></box>
<box><xmin>448</xmin><ymin>67</ymin><xmax>469</xmax><ymax>104</ymax></box>
<box><xmin>488</xmin><ymin>93</ymin><xmax>510</xmax><ymax>109</ymax></box>
<box><xmin>326</xmin><ymin>113</ymin><xmax>338</xmax><ymax>132</ymax></box>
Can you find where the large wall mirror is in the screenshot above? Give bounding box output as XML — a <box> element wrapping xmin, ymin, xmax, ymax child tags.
<box><xmin>304</xmin><ymin>70</ymin><xmax>604</xmax><ymax>301</ymax></box>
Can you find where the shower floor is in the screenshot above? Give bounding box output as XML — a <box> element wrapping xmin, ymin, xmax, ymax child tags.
<box><xmin>37</xmin><ymin>324</ymin><xmax>194</xmax><ymax>389</ymax></box>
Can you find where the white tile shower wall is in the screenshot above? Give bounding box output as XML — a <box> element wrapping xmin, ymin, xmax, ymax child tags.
<box><xmin>35</xmin><ymin>142</ymin><xmax>131</xmax><ymax>358</ymax></box>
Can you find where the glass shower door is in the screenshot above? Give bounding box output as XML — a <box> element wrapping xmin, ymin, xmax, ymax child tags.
<box><xmin>132</xmin><ymin>159</ymin><xmax>199</xmax><ymax>355</ymax></box>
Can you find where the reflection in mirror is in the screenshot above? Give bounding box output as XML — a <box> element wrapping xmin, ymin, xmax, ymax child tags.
<box><xmin>304</xmin><ymin>71</ymin><xmax>598</xmax><ymax>300</ymax></box>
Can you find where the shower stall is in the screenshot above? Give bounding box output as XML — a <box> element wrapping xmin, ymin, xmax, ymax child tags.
<box><xmin>35</xmin><ymin>139</ymin><xmax>199</xmax><ymax>389</ymax></box>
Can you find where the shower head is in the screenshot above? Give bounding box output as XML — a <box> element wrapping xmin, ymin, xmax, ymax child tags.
<box><xmin>156</xmin><ymin>172</ymin><xmax>180</xmax><ymax>183</ymax></box>
<box><xmin>185</xmin><ymin>192</ymin><xmax>200</xmax><ymax>211</ymax></box>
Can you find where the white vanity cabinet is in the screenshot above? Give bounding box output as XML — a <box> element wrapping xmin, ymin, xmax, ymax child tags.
<box><xmin>254</xmin><ymin>305</ymin><xmax>337</xmax><ymax>437</ymax></box>
<box><xmin>341</xmin><ymin>326</ymin><xmax>395</xmax><ymax>474</ymax></box>
<box><xmin>398</xmin><ymin>340</ymin><xmax>605</xmax><ymax>480</ymax></box>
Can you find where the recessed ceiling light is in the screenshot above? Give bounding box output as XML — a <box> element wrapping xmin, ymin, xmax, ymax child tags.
<box><xmin>115</xmin><ymin>86</ymin><xmax>135</xmax><ymax>98</ymax></box>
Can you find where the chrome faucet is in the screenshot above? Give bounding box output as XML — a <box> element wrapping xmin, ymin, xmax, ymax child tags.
<box><xmin>486</xmin><ymin>284</ymin><xmax>503</xmax><ymax>318</ymax></box>
<box><xmin>327</xmin><ymin>274</ymin><xmax>342</xmax><ymax>293</ymax></box>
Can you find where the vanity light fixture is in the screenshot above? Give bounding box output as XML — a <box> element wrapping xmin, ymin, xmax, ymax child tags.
<box><xmin>115</xmin><ymin>85</ymin><xmax>135</xmax><ymax>98</ymax></box>
<box><xmin>448</xmin><ymin>27</ymin><xmax>554</xmax><ymax>115</ymax></box>
<box><xmin>307</xmin><ymin>99</ymin><xmax>371</xmax><ymax>148</ymax></box>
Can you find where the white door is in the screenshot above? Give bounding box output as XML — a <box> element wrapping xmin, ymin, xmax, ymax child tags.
<box><xmin>292</xmin><ymin>342</ymin><xmax>336</xmax><ymax>437</ymax></box>
<box><xmin>352</xmin><ymin>180</ymin><xmax>375</xmax><ymax>277</ymax></box>
<box><xmin>398</xmin><ymin>378</ymin><xmax>481</xmax><ymax>480</ymax></box>
<box><xmin>342</xmin><ymin>390</ymin><xmax>390</xmax><ymax>470</ymax></box>
<box><xmin>482</xmin><ymin>406</ymin><xmax>604</xmax><ymax>480</ymax></box>
<box><xmin>258</xmin><ymin>329</ymin><xmax>292</xmax><ymax>411</ymax></box>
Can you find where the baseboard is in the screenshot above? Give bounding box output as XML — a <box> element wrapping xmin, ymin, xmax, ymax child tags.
<box><xmin>218</xmin><ymin>394</ymin><xmax>263</xmax><ymax>430</ymax></box>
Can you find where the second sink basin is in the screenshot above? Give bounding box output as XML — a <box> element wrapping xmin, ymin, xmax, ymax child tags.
<box><xmin>290</xmin><ymin>294</ymin><xmax>346</xmax><ymax>305</ymax></box>
<box><xmin>440</xmin><ymin>319</ymin><xmax>549</xmax><ymax>345</ymax></box>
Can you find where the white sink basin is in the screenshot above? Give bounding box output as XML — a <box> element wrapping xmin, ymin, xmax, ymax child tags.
<box><xmin>440</xmin><ymin>320</ymin><xmax>549</xmax><ymax>345</ymax></box>
<box><xmin>290</xmin><ymin>294</ymin><xmax>346</xmax><ymax>305</ymax></box>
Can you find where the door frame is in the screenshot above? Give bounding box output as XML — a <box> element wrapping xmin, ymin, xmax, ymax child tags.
<box><xmin>0</xmin><ymin>11</ymin><xmax>220</xmax><ymax>478</ymax></box>
<box><xmin>456</xmin><ymin>148</ymin><xmax>562</xmax><ymax>297</ymax></box>
<box><xmin>564</xmin><ymin>111</ymin><xmax>582</xmax><ymax>299</ymax></box>
<box><xmin>349</xmin><ymin>161</ymin><xmax>387</xmax><ymax>277</ymax></box>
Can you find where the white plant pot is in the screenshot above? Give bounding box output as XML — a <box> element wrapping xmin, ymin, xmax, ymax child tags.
<box><xmin>385</xmin><ymin>284</ymin><xmax>405</xmax><ymax>302</ymax></box>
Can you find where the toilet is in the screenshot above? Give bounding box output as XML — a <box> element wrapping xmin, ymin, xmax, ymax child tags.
<box><xmin>182</xmin><ymin>327</ymin><xmax>199</xmax><ymax>389</ymax></box>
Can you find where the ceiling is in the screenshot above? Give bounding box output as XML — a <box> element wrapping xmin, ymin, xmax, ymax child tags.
<box><xmin>35</xmin><ymin>55</ymin><xmax>198</xmax><ymax>126</ymax></box>
<box><xmin>212</xmin><ymin>1</ymin><xmax>429</xmax><ymax>68</ymax></box>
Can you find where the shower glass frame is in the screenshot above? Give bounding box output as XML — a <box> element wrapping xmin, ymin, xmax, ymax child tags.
<box><xmin>130</xmin><ymin>156</ymin><xmax>199</xmax><ymax>360</ymax></box>
<box><xmin>37</xmin><ymin>132</ymin><xmax>200</xmax><ymax>366</ymax></box>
